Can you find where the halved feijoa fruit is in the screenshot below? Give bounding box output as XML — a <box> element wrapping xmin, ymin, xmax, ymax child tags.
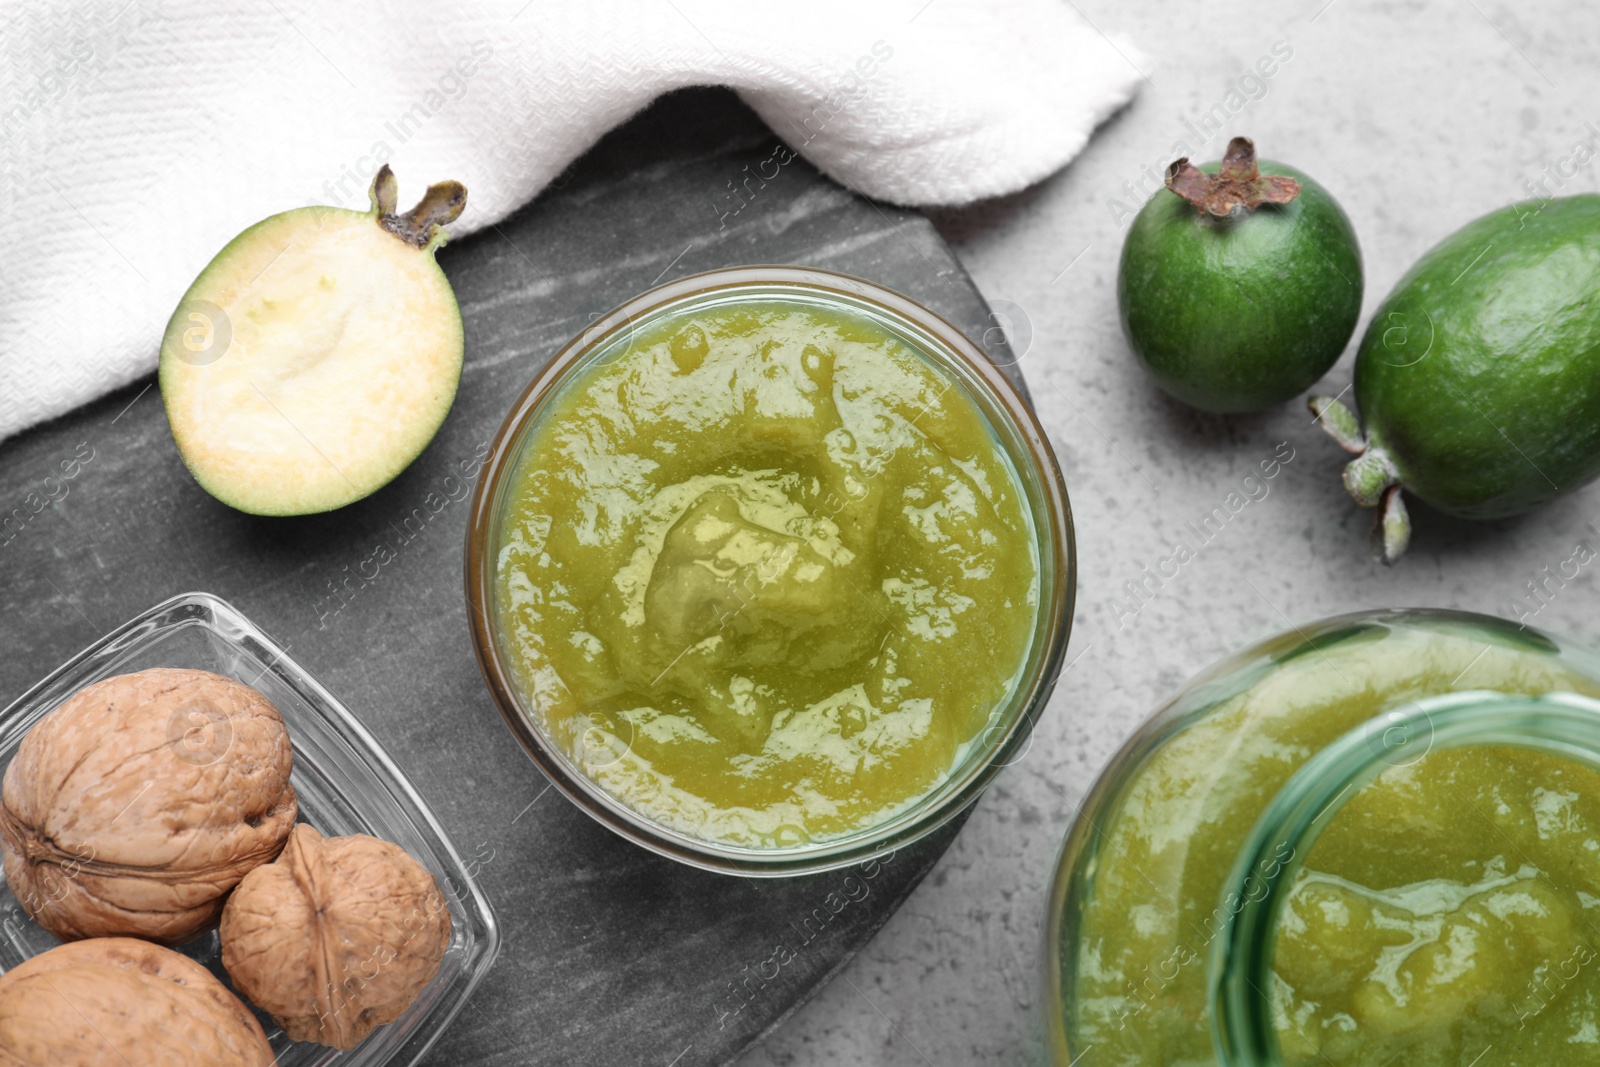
<box><xmin>160</xmin><ymin>167</ymin><xmax>466</xmax><ymax>516</ymax></box>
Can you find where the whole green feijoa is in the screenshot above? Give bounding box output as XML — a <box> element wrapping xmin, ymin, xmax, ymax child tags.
<box><xmin>1312</xmin><ymin>194</ymin><xmax>1600</xmax><ymax>564</ymax></box>
<box><xmin>1118</xmin><ymin>136</ymin><xmax>1363</xmax><ymax>413</ymax></box>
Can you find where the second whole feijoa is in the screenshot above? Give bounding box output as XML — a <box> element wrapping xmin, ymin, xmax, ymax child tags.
<box><xmin>1118</xmin><ymin>137</ymin><xmax>1363</xmax><ymax>413</ymax></box>
<box><xmin>1312</xmin><ymin>194</ymin><xmax>1600</xmax><ymax>563</ymax></box>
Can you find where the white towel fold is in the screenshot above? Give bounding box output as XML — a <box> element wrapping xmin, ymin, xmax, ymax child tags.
<box><xmin>0</xmin><ymin>0</ymin><xmax>1143</xmax><ymax>440</ymax></box>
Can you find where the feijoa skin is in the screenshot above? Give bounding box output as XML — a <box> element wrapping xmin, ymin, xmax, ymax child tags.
<box><xmin>1313</xmin><ymin>194</ymin><xmax>1600</xmax><ymax>562</ymax></box>
<box><xmin>1118</xmin><ymin>137</ymin><xmax>1363</xmax><ymax>413</ymax></box>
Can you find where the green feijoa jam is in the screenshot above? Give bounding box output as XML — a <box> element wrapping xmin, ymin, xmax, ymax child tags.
<box><xmin>1067</xmin><ymin>622</ymin><xmax>1600</xmax><ymax>1066</ymax></box>
<box><xmin>493</xmin><ymin>297</ymin><xmax>1040</xmax><ymax>847</ymax></box>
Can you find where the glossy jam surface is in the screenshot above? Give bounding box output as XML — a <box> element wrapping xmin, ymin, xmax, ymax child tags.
<box><xmin>494</xmin><ymin>298</ymin><xmax>1038</xmax><ymax>847</ymax></box>
<box><xmin>1276</xmin><ymin>745</ymin><xmax>1600</xmax><ymax>1065</ymax></box>
<box><xmin>1065</xmin><ymin>623</ymin><xmax>1600</xmax><ymax>1066</ymax></box>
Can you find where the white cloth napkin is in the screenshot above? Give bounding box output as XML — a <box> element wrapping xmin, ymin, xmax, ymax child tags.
<box><xmin>0</xmin><ymin>0</ymin><xmax>1143</xmax><ymax>441</ymax></box>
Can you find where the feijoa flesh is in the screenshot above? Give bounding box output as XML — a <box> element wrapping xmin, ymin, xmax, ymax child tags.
<box><xmin>1313</xmin><ymin>194</ymin><xmax>1600</xmax><ymax>562</ymax></box>
<box><xmin>1118</xmin><ymin>137</ymin><xmax>1363</xmax><ymax>413</ymax></box>
<box><xmin>160</xmin><ymin>167</ymin><xmax>466</xmax><ymax>516</ymax></box>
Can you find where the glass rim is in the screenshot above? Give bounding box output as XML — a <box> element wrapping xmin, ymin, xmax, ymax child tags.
<box><xmin>463</xmin><ymin>265</ymin><xmax>1076</xmax><ymax>876</ymax></box>
<box><xmin>1209</xmin><ymin>687</ymin><xmax>1600</xmax><ymax>1066</ymax></box>
<box><xmin>1039</xmin><ymin>607</ymin><xmax>1600</xmax><ymax>1064</ymax></box>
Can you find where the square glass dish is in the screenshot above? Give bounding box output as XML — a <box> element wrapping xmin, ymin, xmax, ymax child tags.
<box><xmin>0</xmin><ymin>591</ymin><xmax>500</xmax><ymax>1066</ymax></box>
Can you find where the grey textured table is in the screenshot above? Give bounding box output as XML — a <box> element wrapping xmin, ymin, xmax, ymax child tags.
<box><xmin>739</xmin><ymin>2</ymin><xmax>1600</xmax><ymax>1065</ymax></box>
<box><xmin>0</xmin><ymin>90</ymin><xmax>1027</xmax><ymax>1065</ymax></box>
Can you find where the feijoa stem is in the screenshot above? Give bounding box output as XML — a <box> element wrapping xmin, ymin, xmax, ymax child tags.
<box><xmin>1373</xmin><ymin>485</ymin><xmax>1411</xmax><ymax>564</ymax></box>
<box><xmin>1309</xmin><ymin>395</ymin><xmax>1366</xmax><ymax>453</ymax></box>
<box><xmin>1309</xmin><ymin>395</ymin><xmax>1414</xmax><ymax>562</ymax></box>
<box><xmin>1310</xmin><ymin>395</ymin><xmax>1402</xmax><ymax>506</ymax></box>
<box><xmin>1343</xmin><ymin>445</ymin><xmax>1400</xmax><ymax>509</ymax></box>
<box><xmin>1166</xmin><ymin>137</ymin><xmax>1302</xmax><ymax>216</ymax></box>
<box><xmin>369</xmin><ymin>165</ymin><xmax>467</xmax><ymax>252</ymax></box>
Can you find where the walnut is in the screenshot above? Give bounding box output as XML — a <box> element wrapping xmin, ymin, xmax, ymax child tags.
<box><xmin>0</xmin><ymin>668</ymin><xmax>297</xmax><ymax>943</ymax></box>
<box><xmin>220</xmin><ymin>824</ymin><xmax>452</xmax><ymax>1048</ymax></box>
<box><xmin>0</xmin><ymin>937</ymin><xmax>276</xmax><ymax>1065</ymax></box>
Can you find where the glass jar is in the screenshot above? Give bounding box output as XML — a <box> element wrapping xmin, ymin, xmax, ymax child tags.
<box><xmin>466</xmin><ymin>266</ymin><xmax>1075</xmax><ymax>875</ymax></box>
<box><xmin>1043</xmin><ymin>608</ymin><xmax>1600</xmax><ymax>1066</ymax></box>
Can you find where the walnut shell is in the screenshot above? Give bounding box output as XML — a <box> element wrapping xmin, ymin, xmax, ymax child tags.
<box><xmin>220</xmin><ymin>824</ymin><xmax>452</xmax><ymax>1049</ymax></box>
<box><xmin>0</xmin><ymin>937</ymin><xmax>275</xmax><ymax>1066</ymax></box>
<box><xmin>0</xmin><ymin>668</ymin><xmax>298</xmax><ymax>943</ymax></box>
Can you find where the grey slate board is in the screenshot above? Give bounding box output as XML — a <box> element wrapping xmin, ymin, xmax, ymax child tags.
<box><xmin>0</xmin><ymin>88</ymin><xmax>1028</xmax><ymax>1066</ymax></box>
